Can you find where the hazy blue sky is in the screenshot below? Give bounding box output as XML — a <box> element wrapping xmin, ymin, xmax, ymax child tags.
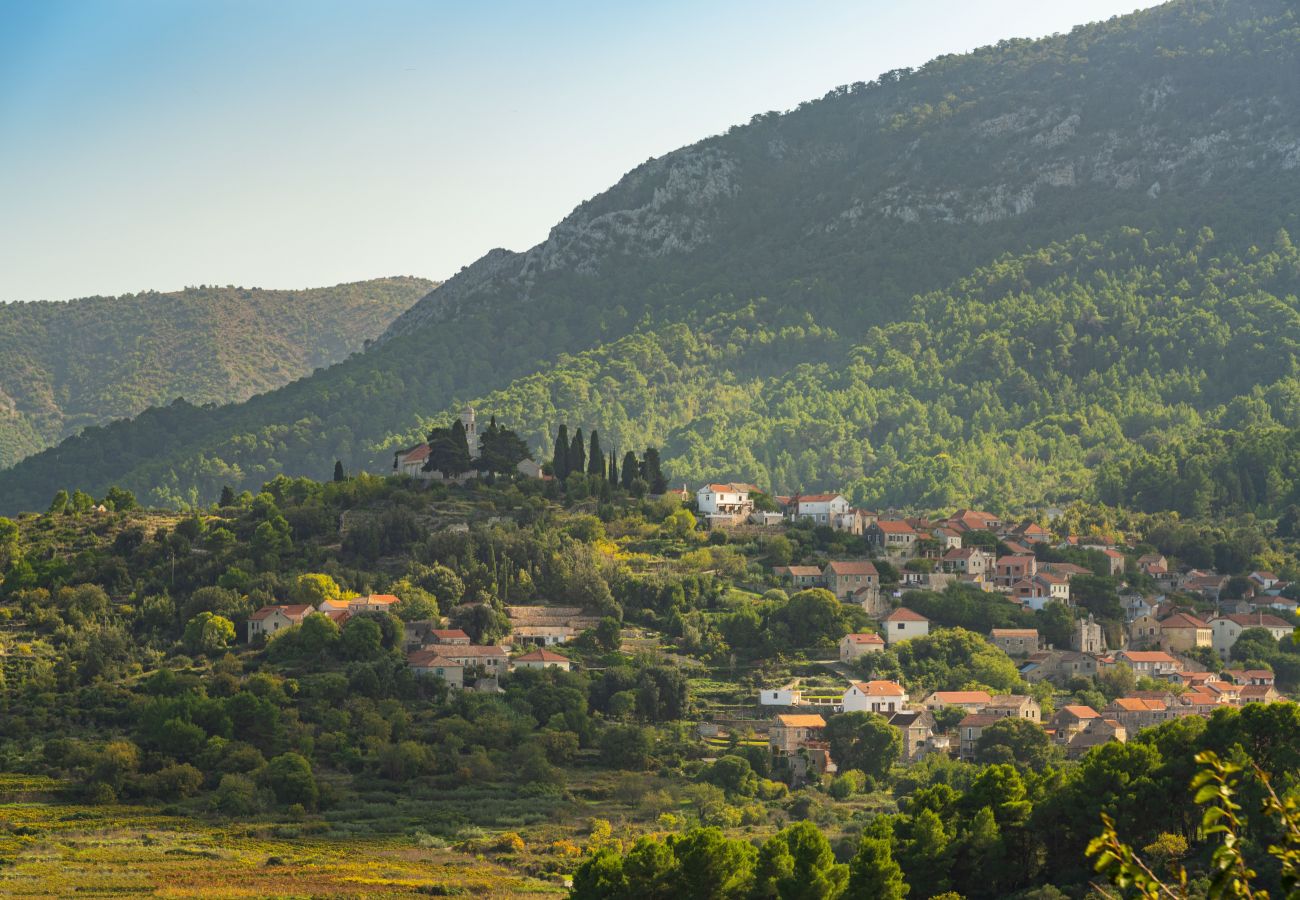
<box><xmin>0</xmin><ymin>0</ymin><xmax>1160</xmax><ymax>303</ymax></box>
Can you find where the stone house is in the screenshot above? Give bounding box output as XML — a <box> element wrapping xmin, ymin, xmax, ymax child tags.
<box><xmin>823</xmin><ymin>560</ymin><xmax>879</xmax><ymax>600</ymax></box>
<box><xmin>1066</xmin><ymin>717</ymin><xmax>1127</xmax><ymax>758</ymax></box>
<box><xmin>436</xmin><ymin>644</ymin><xmax>509</xmax><ymax>675</ymax></box>
<box><xmin>1157</xmin><ymin>612</ymin><xmax>1212</xmax><ymax>652</ymax></box>
<box><xmin>247</xmin><ymin>604</ymin><xmax>314</xmax><ymax>641</ymax></box>
<box><xmin>773</xmin><ymin>566</ymin><xmax>825</xmax><ymax>590</ymax></box>
<box><xmin>984</xmin><ymin>694</ymin><xmax>1041</xmax><ymax>723</ymax></box>
<box><xmin>839</xmin><ymin>632</ymin><xmax>886</xmax><ymax>663</ymax></box>
<box><xmin>921</xmin><ymin>690</ymin><xmax>992</xmax><ymax>713</ymax></box>
<box><xmin>990</xmin><ymin>628</ymin><xmax>1040</xmax><ymax>657</ymax></box>
<box><xmin>407</xmin><ymin>650</ymin><xmax>465</xmax><ymax>688</ymax></box>
<box><xmin>769</xmin><ymin>714</ymin><xmax>826</xmax><ymax>756</ymax></box>
<box><xmin>866</xmin><ymin>519</ymin><xmax>919</xmax><ymax>555</ymax></box>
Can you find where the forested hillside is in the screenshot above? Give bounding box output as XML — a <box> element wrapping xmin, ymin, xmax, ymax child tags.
<box><xmin>0</xmin><ymin>277</ymin><xmax>433</xmax><ymax>468</ymax></box>
<box><xmin>421</xmin><ymin>228</ymin><xmax>1300</xmax><ymax>514</ymax></box>
<box><xmin>1</xmin><ymin>0</ymin><xmax>1297</xmax><ymax>512</ymax></box>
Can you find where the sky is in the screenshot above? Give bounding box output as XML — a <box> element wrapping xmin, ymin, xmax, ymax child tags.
<box><xmin>0</xmin><ymin>0</ymin><xmax>1162</xmax><ymax>303</ymax></box>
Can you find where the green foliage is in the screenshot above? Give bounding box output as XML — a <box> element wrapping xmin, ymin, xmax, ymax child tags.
<box><xmin>5</xmin><ymin>1</ymin><xmax>1300</xmax><ymax>512</ymax></box>
<box><xmin>847</xmin><ymin>829</ymin><xmax>907</xmax><ymax>900</ymax></box>
<box><xmin>755</xmin><ymin>821</ymin><xmax>849</xmax><ymax>900</ymax></box>
<box><xmin>824</xmin><ymin>712</ymin><xmax>901</xmax><ymax>781</ymax></box>
<box><xmin>182</xmin><ymin>612</ymin><xmax>235</xmax><ymax>656</ymax></box>
<box><xmin>0</xmin><ymin>278</ymin><xmax>432</xmax><ymax>471</ymax></box>
<box><xmin>858</xmin><ymin>628</ymin><xmax>1022</xmax><ymax>694</ymax></box>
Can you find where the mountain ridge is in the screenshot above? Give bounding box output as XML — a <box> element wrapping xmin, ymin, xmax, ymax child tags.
<box><xmin>0</xmin><ymin>277</ymin><xmax>434</xmax><ymax>469</ymax></box>
<box><xmin>0</xmin><ymin>0</ymin><xmax>1297</xmax><ymax>513</ymax></box>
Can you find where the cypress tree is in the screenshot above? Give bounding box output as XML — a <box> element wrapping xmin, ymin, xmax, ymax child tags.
<box><xmin>608</xmin><ymin>447</ymin><xmax>619</xmax><ymax>486</ymax></box>
<box><xmin>588</xmin><ymin>430</ymin><xmax>605</xmax><ymax>477</ymax></box>
<box><xmin>219</xmin><ymin>485</ymin><xmax>236</xmax><ymax>507</ymax></box>
<box><xmin>553</xmin><ymin>424</ymin><xmax>569</xmax><ymax>480</ymax></box>
<box><xmin>643</xmin><ymin>447</ymin><xmax>667</xmax><ymax>494</ymax></box>
<box><xmin>333</xmin><ymin>460</ymin><xmax>346</xmax><ymax>482</ymax></box>
<box><xmin>621</xmin><ymin>451</ymin><xmax>639</xmax><ymax>490</ymax></box>
<box><xmin>569</xmin><ymin>428</ymin><xmax>586</xmax><ymax>478</ymax></box>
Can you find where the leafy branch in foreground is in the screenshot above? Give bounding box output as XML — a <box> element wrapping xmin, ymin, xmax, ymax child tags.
<box><xmin>1088</xmin><ymin>751</ymin><xmax>1300</xmax><ymax>899</ymax></box>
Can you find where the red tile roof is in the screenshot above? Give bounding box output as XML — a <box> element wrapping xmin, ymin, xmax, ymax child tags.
<box><xmin>926</xmin><ymin>690</ymin><xmax>992</xmax><ymax>705</ymax></box>
<box><xmin>874</xmin><ymin>519</ymin><xmax>917</xmax><ymax>534</ymax></box>
<box><xmin>249</xmin><ymin>604</ymin><xmax>314</xmax><ymax>621</ymax></box>
<box><xmin>844</xmin><ymin>633</ymin><xmax>885</xmax><ymax>645</ymax></box>
<box><xmin>514</xmin><ymin>648</ymin><xmax>570</xmax><ymax>663</ymax></box>
<box><xmin>1056</xmin><ymin>705</ymin><xmax>1100</xmax><ymax>720</ymax></box>
<box><xmin>776</xmin><ymin>714</ymin><xmax>826</xmax><ymax>728</ymax></box>
<box><xmin>883</xmin><ymin>607</ymin><xmax>928</xmax><ymax>623</ymax></box>
<box><xmin>825</xmin><ymin>560</ymin><xmax>879</xmax><ymax>576</ymax></box>
<box><xmin>1119</xmin><ymin>651</ymin><xmax>1177</xmax><ymax>663</ymax></box>
<box><xmin>407</xmin><ymin>649</ymin><xmax>463</xmax><ymax>668</ymax></box>
<box><xmin>1215</xmin><ymin>613</ymin><xmax>1291</xmax><ymax>629</ymax></box>
<box><xmin>1112</xmin><ymin>697</ymin><xmax>1166</xmax><ymax>711</ymax></box>
<box><xmin>852</xmin><ymin>680</ymin><xmax>905</xmax><ymax>696</ymax></box>
<box><xmin>1159</xmin><ymin>612</ymin><xmax>1209</xmax><ymax>629</ymax></box>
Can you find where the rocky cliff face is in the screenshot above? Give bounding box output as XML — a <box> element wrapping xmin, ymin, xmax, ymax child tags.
<box><xmin>381</xmin><ymin>0</ymin><xmax>1298</xmax><ymax>343</ymax></box>
<box><xmin>380</xmin><ymin>145</ymin><xmax>742</xmax><ymax>338</ymax></box>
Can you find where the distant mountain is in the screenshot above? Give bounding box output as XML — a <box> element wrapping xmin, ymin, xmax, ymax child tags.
<box><xmin>0</xmin><ymin>0</ymin><xmax>1297</xmax><ymax>514</ymax></box>
<box><xmin>0</xmin><ymin>278</ymin><xmax>434</xmax><ymax>469</ymax></box>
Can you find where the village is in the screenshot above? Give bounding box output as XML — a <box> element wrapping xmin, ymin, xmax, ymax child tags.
<box><xmin>242</xmin><ymin>474</ymin><xmax>1299</xmax><ymax>787</ymax></box>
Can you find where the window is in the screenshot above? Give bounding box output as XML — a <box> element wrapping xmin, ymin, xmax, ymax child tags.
<box><xmin>897</xmin><ymin>623</ymin><xmax>905</xmax><ymax>630</ymax></box>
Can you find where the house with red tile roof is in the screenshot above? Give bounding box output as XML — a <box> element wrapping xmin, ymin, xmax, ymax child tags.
<box><xmin>843</xmin><ymin>680</ymin><xmax>908</xmax><ymax>714</ymax></box>
<box><xmin>940</xmin><ymin>547</ymin><xmax>994</xmax><ymax>579</ymax></box>
<box><xmin>436</xmin><ymin>644</ymin><xmax>508</xmax><ymax>674</ymax></box>
<box><xmin>823</xmin><ymin>560</ymin><xmax>879</xmax><ymax>599</ymax></box>
<box><xmin>1066</xmin><ymin>717</ymin><xmax>1126</xmax><ymax>757</ymax></box>
<box><xmin>394</xmin><ymin>443</ymin><xmax>433</xmax><ymax>478</ymax></box>
<box><xmin>790</xmin><ymin>493</ymin><xmax>850</xmax><ymax>525</ymax></box>
<box><xmin>945</xmin><ymin>509</ymin><xmax>1001</xmax><ymax>534</ymax></box>
<box><xmin>882</xmin><ymin>607</ymin><xmax>929</xmax><ymax>643</ymax></box>
<box><xmin>1050</xmin><ymin>705</ymin><xmax>1100</xmax><ymax>743</ymax></box>
<box><xmin>1001</xmin><ymin>520</ymin><xmax>1052</xmax><ymax>545</ymax></box>
<box><xmin>512</xmin><ymin>647</ymin><xmax>571</xmax><ymax>671</ymax></box>
<box><xmin>772</xmin><ymin>565</ymin><xmax>825</xmax><ymax>590</ymax></box>
<box><xmin>1158</xmin><ymin>612</ymin><xmax>1212</xmax><ymax>651</ymax></box>
<box><xmin>696</xmin><ymin>483</ymin><xmax>755</xmax><ymax>525</ymax></box>
<box><xmin>921</xmin><ymin>690</ymin><xmax>992</xmax><ymax>713</ymax></box>
<box><xmin>1239</xmin><ymin>684</ymin><xmax>1282</xmax><ymax>704</ymax></box>
<box><xmin>248</xmin><ymin>604</ymin><xmax>315</xmax><ymax>641</ymax></box>
<box><xmin>1099</xmin><ymin>548</ymin><xmax>1126</xmax><ymax>576</ymax></box>
<box><xmin>866</xmin><ymin>518</ymin><xmax>919</xmax><ymax>555</ymax></box>
<box><xmin>1104</xmin><ymin>697</ymin><xmax>1177</xmax><ymax>731</ymax></box>
<box><xmin>984</xmin><ymin>694</ymin><xmax>1041</xmax><ymax>722</ymax></box>
<box><xmin>1114</xmin><ymin>649</ymin><xmax>1182</xmax><ymax>677</ymax></box>
<box><xmin>1209</xmin><ymin>612</ymin><xmax>1294</xmax><ymax>659</ymax></box>
<box><xmin>1222</xmin><ymin>668</ymin><xmax>1275</xmax><ymax>687</ymax></box>
<box><xmin>349</xmin><ymin>593</ymin><xmax>401</xmax><ymax>614</ymax></box>
<box><xmin>994</xmin><ymin>555</ymin><xmax>1037</xmax><ymax>589</ymax></box>
<box><xmin>770</xmin><ymin>714</ymin><xmax>827</xmax><ymax>756</ymax></box>
<box><xmin>839</xmin><ymin>632</ymin><xmax>885</xmax><ymax>663</ymax></box>
<box><xmin>407</xmin><ymin>650</ymin><xmax>465</xmax><ymax>688</ymax></box>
